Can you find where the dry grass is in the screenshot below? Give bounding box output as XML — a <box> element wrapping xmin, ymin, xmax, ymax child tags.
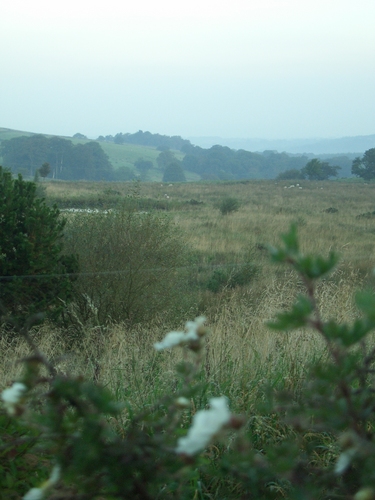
<box><xmin>2</xmin><ymin>179</ymin><xmax>375</xmax><ymax>412</ymax></box>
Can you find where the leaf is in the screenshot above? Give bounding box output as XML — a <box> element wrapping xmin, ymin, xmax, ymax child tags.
<box><xmin>268</xmin><ymin>295</ymin><xmax>313</xmax><ymax>331</ymax></box>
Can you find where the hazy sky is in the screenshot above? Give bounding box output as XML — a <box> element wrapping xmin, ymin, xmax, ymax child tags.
<box><xmin>1</xmin><ymin>0</ymin><xmax>375</xmax><ymax>140</ymax></box>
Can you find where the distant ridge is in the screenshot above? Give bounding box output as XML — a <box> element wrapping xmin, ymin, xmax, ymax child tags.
<box><xmin>188</xmin><ymin>134</ymin><xmax>375</xmax><ymax>155</ymax></box>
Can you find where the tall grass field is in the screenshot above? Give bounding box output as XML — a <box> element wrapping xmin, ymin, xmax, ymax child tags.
<box><xmin>2</xmin><ymin>177</ymin><xmax>375</xmax><ymax>498</ymax></box>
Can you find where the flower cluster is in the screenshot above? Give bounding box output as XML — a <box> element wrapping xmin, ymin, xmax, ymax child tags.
<box><xmin>1</xmin><ymin>382</ymin><xmax>27</xmax><ymax>416</ymax></box>
<box><xmin>176</xmin><ymin>396</ymin><xmax>232</xmax><ymax>456</ymax></box>
<box><xmin>154</xmin><ymin>316</ymin><xmax>207</xmax><ymax>351</ymax></box>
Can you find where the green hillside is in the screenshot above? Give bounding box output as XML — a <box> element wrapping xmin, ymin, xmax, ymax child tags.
<box><xmin>0</xmin><ymin>127</ymin><xmax>191</xmax><ymax>181</ymax></box>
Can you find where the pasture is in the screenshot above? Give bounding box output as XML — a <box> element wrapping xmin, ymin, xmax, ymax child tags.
<box><xmin>2</xmin><ymin>178</ymin><xmax>375</xmax><ymax>412</ymax></box>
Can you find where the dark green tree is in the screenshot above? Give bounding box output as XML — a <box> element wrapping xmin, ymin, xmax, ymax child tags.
<box><xmin>0</xmin><ymin>167</ymin><xmax>78</xmax><ymax>323</ymax></box>
<box><xmin>351</xmin><ymin>148</ymin><xmax>375</xmax><ymax>180</ymax></box>
<box><xmin>134</xmin><ymin>158</ymin><xmax>153</xmax><ymax>180</ymax></box>
<box><xmin>156</xmin><ymin>150</ymin><xmax>177</xmax><ymax>169</ymax></box>
<box><xmin>301</xmin><ymin>158</ymin><xmax>340</xmax><ymax>180</ymax></box>
<box><xmin>38</xmin><ymin>162</ymin><xmax>51</xmax><ymax>179</ymax></box>
<box><xmin>276</xmin><ymin>168</ymin><xmax>305</xmax><ymax>180</ymax></box>
<box><xmin>162</xmin><ymin>162</ymin><xmax>186</xmax><ymax>183</ymax></box>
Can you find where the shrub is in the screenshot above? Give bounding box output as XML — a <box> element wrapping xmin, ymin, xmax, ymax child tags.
<box><xmin>206</xmin><ymin>263</ymin><xmax>258</xmax><ymax>293</ymax></box>
<box><xmin>217</xmin><ymin>196</ymin><xmax>240</xmax><ymax>215</ymax></box>
<box><xmin>63</xmin><ymin>208</ymin><xmax>187</xmax><ymax>325</ymax></box>
<box><xmin>0</xmin><ymin>167</ymin><xmax>78</xmax><ymax>323</ymax></box>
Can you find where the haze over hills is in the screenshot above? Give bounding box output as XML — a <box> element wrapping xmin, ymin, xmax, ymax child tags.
<box><xmin>188</xmin><ymin>135</ymin><xmax>375</xmax><ymax>155</ymax></box>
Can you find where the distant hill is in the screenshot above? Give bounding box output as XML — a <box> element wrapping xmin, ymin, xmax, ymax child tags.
<box><xmin>1</xmin><ymin>126</ymin><xmax>372</xmax><ymax>181</ymax></box>
<box><xmin>188</xmin><ymin>134</ymin><xmax>375</xmax><ymax>155</ymax></box>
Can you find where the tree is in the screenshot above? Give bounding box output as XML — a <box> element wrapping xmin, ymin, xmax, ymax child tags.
<box><xmin>276</xmin><ymin>168</ymin><xmax>305</xmax><ymax>181</ymax></box>
<box><xmin>156</xmin><ymin>150</ymin><xmax>178</xmax><ymax>170</ymax></box>
<box><xmin>0</xmin><ymin>167</ymin><xmax>78</xmax><ymax>322</ymax></box>
<box><xmin>162</xmin><ymin>162</ymin><xmax>186</xmax><ymax>183</ymax></box>
<box><xmin>351</xmin><ymin>148</ymin><xmax>375</xmax><ymax>180</ymax></box>
<box><xmin>38</xmin><ymin>162</ymin><xmax>51</xmax><ymax>179</ymax></box>
<box><xmin>134</xmin><ymin>158</ymin><xmax>153</xmax><ymax>180</ymax></box>
<box><xmin>301</xmin><ymin>159</ymin><xmax>340</xmax><ymax>180</ymax></box>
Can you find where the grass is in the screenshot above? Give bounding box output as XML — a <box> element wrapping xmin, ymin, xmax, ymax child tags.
<box><xmin>3</xmin><ymin>177</ymin><xmax>375</xmax><ymax>497</ymax></box>
<box><xmin>2</xmin><ymin>178</ymin><xmax>373</xmax><ymax>415</ymax></box>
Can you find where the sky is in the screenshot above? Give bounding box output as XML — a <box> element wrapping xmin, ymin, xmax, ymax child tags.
<box><xmin>1</xmin><ymin>0</ymin><xmax>375</xmax><ymax>140</ymax></box>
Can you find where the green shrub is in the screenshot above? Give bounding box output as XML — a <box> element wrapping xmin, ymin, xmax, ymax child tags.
<box><xmin>63</xmin><ymin>208</ymin><xmax>187</xmax><ymax>325</ymax></box>
<box><xmin>217</xmin><ymin>196</ymin><xmax>240</xmax><ymax>215</ymax></box>
<box><xmin>0</xmin><ymin>167</ymin><xmax>78</xmax><ymax>323</ymax></box>
<box><xmin>206</xmin><ymin>263</ymin><xmax>258</xmax><ymax>293</ymax></box>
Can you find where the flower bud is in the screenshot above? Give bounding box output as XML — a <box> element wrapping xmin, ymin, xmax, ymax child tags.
<box><xmin>175</xmin><ymin>397</ymin><xmax>190</xmax><ymax>409</ymax></box>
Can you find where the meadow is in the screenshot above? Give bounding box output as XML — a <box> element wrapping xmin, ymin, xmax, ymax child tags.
<box><xmin>3</xmin><ymin>177</ymin><xmax>375</xmax><ymax>498</ymax></box>
<box><xmin>2</xmin><ymin>178</ymin><xmax>375</xmax><ymax>412</ymax></box>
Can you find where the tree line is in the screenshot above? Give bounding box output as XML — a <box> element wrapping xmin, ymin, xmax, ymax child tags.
<box><xmin>97</xmin><ymin>130</ymin><xmax>191</xmax><ymax>151</ymax></box>
<box><xmin>276</xmin><ymin>148</ymin><xmax>375</xmax><ymax>181</ymax></box>
<box><xmin>0</xmin><ymin>135</ymin><xmax>117</xmax><ymax>181</ymax></box>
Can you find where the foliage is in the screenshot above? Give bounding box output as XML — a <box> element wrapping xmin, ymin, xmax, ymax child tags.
<box><xmin>62</xmin><ymin>207</ymin><xmax>188</xmax><ymax>326</ymax></box>
<box><xmin>38</xmin><ymin>162</ymin><xmax>51</xmax><ymax>179</ymax></box>
<box><xmin>111</xmin><ymin>130</ymin><xmax>190</xmax><ymax>151</ymax></box>
<box><xmin>206</xmin><ymin>262</ymin><xmax>258</xmax><ymax>293</ymax></box>
<box><xmin>0</xmin><ymin>167</ymin><xmax>78</xmax><ymax>323</ymax></box>
<box><xmin>1</xmin><ymin>135</ymin><xmax>114</xmax><ymax>181</ymax></box>
<box><xmin>217</xmin><ymin>196</ymin><xmax>240</xmax><ymax>215</ymax></box>
<box><xmin>301</xmin><ymin>158</ymin><xmax>341</xmax><ymax>180</ymax></box>
<box><xmin>156</xmin><ymin>150</ymin><xmax>179</xmax><ymax>170</ymax></box>
<box><xmin>134</xmin><ymin>158</ymin><xmax>153</xmax><ymax>179</ymax></box>
<box><xmin>162</xmin><ymin>162</ymin><xmax>186</xmax><ymax>183</ymax></box>
<box><xmin>5</xmin><ymin>225</ymin><xmax>375</xmax><ymax>498</ymax></box>
<box><xmin>276</xmin><ymin>168</ymin><xmax>305</xmax><ymax>180</ymax></box>
<box><xmin>351</xmin><ymin>148</ymin><xmax>375</xmax><ymax>180</ymax></box>
<box><xmin>182</xmin><ymin>144</ymin><xmax>310</xmax><ymax>180</ymax></box>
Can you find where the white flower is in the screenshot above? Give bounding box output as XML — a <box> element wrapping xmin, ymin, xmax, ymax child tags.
<box><xmin>154</xmin><ymin>317</ymin><xmax>206</xmax><ymax>351</ymax></box>
<box><xmin>23</xmin><ymin>488</ymin><xmax>44</xmax><ymax>500</ymax></box>
<box><xmin>1</xmin><ymin>382</ymin><xmax>27</xmax><ymax>415</ymax></box>
<box><xmin>334</xmin><ymin>448</ymin><xmax>357</xmax><ymax>474</ymax></box>
<box><xmin>175</xmin><ymin>397</ymin><xmax>190</xmax><ymax>408</ymax></box>
<box><xmin>23</xmin><ymin>465</ymin><xmax>60</xmax><ymax>500</ymax></box>
<box><xmin>175</xmin><ymin>396</ymin><xmax>231</xmax><ymax>456</ymax></box>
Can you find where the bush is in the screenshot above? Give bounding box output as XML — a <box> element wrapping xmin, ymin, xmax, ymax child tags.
<box><xmin>0</xmin><ymin>167</ymin><xmax>78</xmax><ymax>323</ymax></box>
<box><xmin>206</xmin><ymin>263</ymin><xmax>258</xmax><ymax>293</ymax></box>
<box><xmin>63</xmin><ymin>208</ymin><xmax>187</xmax><ymax>325</ymax></box>
<box><xmin>217</xmin><ymin>197</ymin><xmax>240</xmax><ymax>215</ymax></box>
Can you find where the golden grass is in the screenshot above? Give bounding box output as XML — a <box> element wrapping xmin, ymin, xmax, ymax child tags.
<box><xmin>2</xmin><ymin>179</ymin><xmax>375</xmax><ymax>412</ymax></box>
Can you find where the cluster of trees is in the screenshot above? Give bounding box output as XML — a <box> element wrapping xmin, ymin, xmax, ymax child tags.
<box><xmin>352</xmin><ymin>148</ymin><xmax>375</xmax><ymax>180</ymax></box>
<box><xmin>0</xmin><ymin>135</ymin><xmax>115</xmax><ymax>181</ymax></box>
<box><xmin>277</xmin><ymin>159</ymin><xmax>341</xmax><ymax>181</ymax></box>
<box><xmin>180</xmin><ymin>144</ymin><xmax>310</xmax><ymax>180</ymax></box>
<box><xmin>97</xmin><ymin>130</ymin><xmax>191</xmax><ymax>151</ymax></box>
<box><xmin>276</xmin><ymin>148</ymin><xmax>375</xmax><ymax>181</ymax></box>
<box><xmin>156</xmin><ymin>150</ymin><xmax>186</xmax><ymax>182</ymax></box>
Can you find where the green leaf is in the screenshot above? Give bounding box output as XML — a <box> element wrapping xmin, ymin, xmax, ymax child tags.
<box><xmin>297</xmin><ymin>252</ymin><xmax>338</xmax><ymax>279</ymax></box>
<box><xmin>355</xmin><ymin>291</ymin><xmax>375</xmax><ymax>324</ymax></box>
<box><xmin>322</xmin><ymin>319</ymin><xmax>371</xmax><ymax>347</ymax></box>
<box><xmin>268</xmin><ymin>295</ymin><xmax>313</xmax><ymax>331</ymax></box>
<box><xmin>280</xmin><ymin>224</ymin><xmax>299</xmax><ymax>255</ymax></box>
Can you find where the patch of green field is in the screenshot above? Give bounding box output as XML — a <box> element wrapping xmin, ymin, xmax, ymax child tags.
<box><xmin>0</xmin><ymin>127</ymin><xmax>188</xmax><ymax>178</ymax></box>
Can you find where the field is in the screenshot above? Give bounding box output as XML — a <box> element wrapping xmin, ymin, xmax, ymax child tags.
<box><xmin>2</xmin><ymin>178</ymin><xmax>375</xmax><ymax>410</ymax></box>
<box><xmin>3</xmin><ymin>177</ymin><xmax>375</xmax><ymax>497</ymax></box>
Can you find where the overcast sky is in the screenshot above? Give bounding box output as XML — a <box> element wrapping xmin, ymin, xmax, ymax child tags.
<box><xmin>1</xmin><ymin>0</ymin><xmax>375</xmax><ymax>140</ymax></box>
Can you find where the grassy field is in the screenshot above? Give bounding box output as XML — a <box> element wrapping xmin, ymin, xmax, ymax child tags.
<box><xmin>2</xmin><ymin>179</ymin><xmax>375</xmax><ymax>413</ymax></box>
<box><xmin>3</xmin><ymin>177</ymin><xmax>375</xmax><ymax>497</ymax></box>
